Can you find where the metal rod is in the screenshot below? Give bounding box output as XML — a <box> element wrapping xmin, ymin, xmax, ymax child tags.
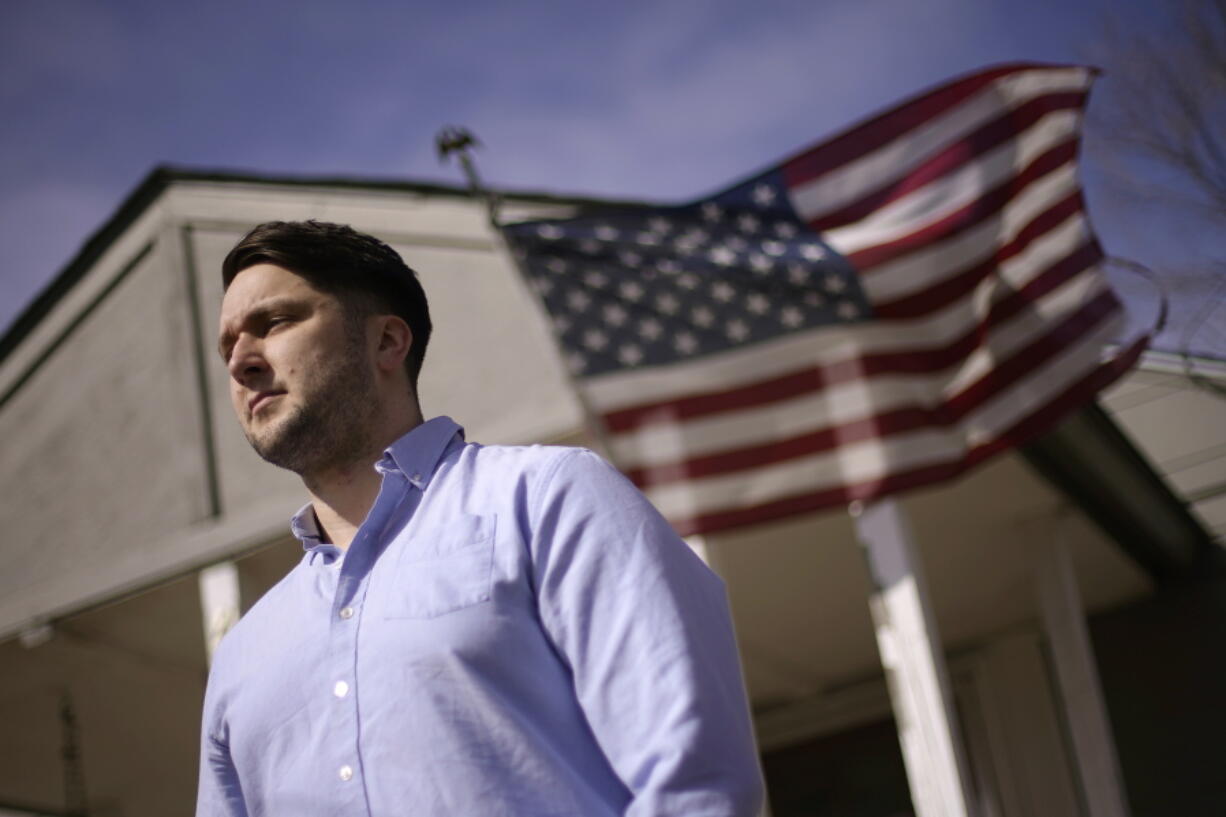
<box><xmin>436</xmin><ymin>126</ymin><xmax>503</xmax><ymax>230</ymax></box>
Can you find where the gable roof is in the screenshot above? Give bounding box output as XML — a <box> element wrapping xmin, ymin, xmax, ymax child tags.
<box><xmin>0</xmin><ymin>164</ymin><xmax>654</xmax><ymax>364</ymax></box>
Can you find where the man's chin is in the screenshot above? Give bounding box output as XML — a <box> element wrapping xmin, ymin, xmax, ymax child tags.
<box><xmin>244</xmin><ymin>426</ymin><xmax>307</xmax><ymax>473</ymax></box>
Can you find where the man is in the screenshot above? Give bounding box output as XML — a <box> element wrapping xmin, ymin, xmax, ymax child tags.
<box><xmin>197</xmin><ymin>220</ymin><xmax>764</xmax><ymax>816</ymax></box>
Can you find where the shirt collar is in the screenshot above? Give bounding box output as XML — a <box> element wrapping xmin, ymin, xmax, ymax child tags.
<box><xmin>290</xmin><ymin>503</ymin><xmax>343</xmax><ymax>565</ymax></box>
<box><xmin>289</xmin><ymin>416</ymin><xmax>465</xmax><ymax>562</ymax></box>
<box><xmin>375</xmin><ymin>415</ymin><xmax>464</xmax><ymax>490</ymax></box>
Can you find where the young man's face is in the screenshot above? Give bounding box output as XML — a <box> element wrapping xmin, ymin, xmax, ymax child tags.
<box><xmin>217</xmin><ymin>263</ymin><xmax>378</xmax><ymax>474</ymax></box>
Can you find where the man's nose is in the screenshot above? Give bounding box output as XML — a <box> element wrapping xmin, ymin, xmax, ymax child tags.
<box><xmin>227</xmin><ymin>335</ymin><xmax>269</xmax><ymax>384</ymax></box>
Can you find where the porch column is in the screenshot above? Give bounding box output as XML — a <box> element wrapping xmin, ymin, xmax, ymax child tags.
<box><xmin>853</xmin><ymin>498</ymin><xmax>975</xmax><ymax>817</ymax></box>
<box><xmin>1036</xmin><ymin>516</ymin><xmax>1132</xmax><ymax>817</ymax></box>
<box><xmin>199</xmin><ymin>561</ymin><xmax>241</xmax><ymax>665</ymax></box>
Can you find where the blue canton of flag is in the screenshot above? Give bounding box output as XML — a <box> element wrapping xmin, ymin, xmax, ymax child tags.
<box><xmin>504</xmin><ymin>170</ymin><xmax>871</xmax><ymax>378</ymax></box>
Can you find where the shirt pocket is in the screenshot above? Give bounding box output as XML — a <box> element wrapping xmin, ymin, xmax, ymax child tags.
<box><xmin>382</xmin><ymin>513</ymin><xmax>497</xmax><ymax>619</ymax></box>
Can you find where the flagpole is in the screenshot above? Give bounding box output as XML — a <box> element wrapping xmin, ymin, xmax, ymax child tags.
<box><xmin>434</xmin><ymin>126</ymin><xmax>616</xmax><ymax>459</ymax></box>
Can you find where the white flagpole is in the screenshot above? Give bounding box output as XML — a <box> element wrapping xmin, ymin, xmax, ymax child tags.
<box><xmin>851</xmin><ymin>497</ymin><xmax>976</xmax><ymax>817</ymax></box>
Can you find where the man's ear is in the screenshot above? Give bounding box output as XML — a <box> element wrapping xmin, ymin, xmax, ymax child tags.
<box><xmin>372</xmin><ymin>315</ymin><xmax>413</xmax><ymax>375</ymax></box>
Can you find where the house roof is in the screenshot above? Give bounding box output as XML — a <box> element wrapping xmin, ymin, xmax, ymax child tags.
<box><xmin>0</xmin><ymin>165</ymin><xmax>656</xmax><ymax>365</ymax></box>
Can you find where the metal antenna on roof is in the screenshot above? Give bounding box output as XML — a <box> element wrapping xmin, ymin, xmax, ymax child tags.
<box><xmin>436</xmin><ymin>126</ymin><xmax>503</xmax><ymax>230</ymax></box>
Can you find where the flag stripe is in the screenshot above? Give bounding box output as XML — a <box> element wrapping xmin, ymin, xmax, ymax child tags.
<box><xmin>835</xmin><ymin>136</ymin><xmax>1081</xmax><ymax>271</ymax></box>
<box><xmin>639</xmin><ymin>312</ymin><xmax>1130</xmax><ymax>524</ymax></box>
<box><xmin>872</xmin><ymin>189</ymin><xmax>1086</xmax><ymax>318</ymax></box>
<box><xmin>805</xmin><ymin>91</ymin><xmax>1087</xmax><ymax>233</ymax></box>
<box><xmin>859</xmin><ymin>164</ymin><xmax>1080</xmax><ymax>302</ymax></box>
<box><xmin>782</xmin><ymin>64</ymin><xmax>1090</xmax><ymax>195</ymax></box>
<box><xmin>659</xmin><ymin>333</ymin><xmax>1145</xmax><ymax>536</ymax></box>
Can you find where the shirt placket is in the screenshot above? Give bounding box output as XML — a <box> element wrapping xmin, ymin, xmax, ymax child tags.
<box><xmin>326</xmin><ymin>463</ymin><xmax>413</xmax><ymax>815</ymax></box>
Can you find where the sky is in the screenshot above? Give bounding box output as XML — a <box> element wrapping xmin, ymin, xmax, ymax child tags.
<box><xmin>1</xmin><ymin>0</ymin><xmax>1220</xmax><ymax>356</ymax></box>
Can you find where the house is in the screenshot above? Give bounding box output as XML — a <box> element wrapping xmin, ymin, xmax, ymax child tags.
<box><xmin>1</xmin><ymin>167</ymin><xmax>1221</xmax><ymax>816</ymax></box>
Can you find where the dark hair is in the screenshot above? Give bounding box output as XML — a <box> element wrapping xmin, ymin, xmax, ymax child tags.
<box><xmin>222</xmin><ymin>220</ymin><xmax>432</xmax><ymax>392</ymax></box>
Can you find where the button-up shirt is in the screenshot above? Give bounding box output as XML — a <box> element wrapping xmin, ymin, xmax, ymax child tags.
<box><xmin>197</xmin><ymin>416</ymin><xmax>763</xmax><ymax>816</ymax></box>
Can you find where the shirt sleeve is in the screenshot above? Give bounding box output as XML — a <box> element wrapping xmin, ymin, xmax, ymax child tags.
<box><xmin>196</xmin><ymin>721</ymin><xmax>249</xmax><ymax>816</ymax></box>
<box><xmin>530</xmin><ymin>448</ymin><xmax>765</xmax><ymax>817</ymax></box>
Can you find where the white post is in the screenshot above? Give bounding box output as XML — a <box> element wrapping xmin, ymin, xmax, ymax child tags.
<box><xmin>852</xmin><ymin>498</ymin><xmax>975</xmax><ymax>817</ymax></box>
<box><xmin>199</xmin><ymin>561</ymin><xmax>242</xmax><ymax>665</ymax></box>
<box><xmin>1035</xmin><ymin>517</ymin><xmax>1131</xmax><ymax>817</ymax></box>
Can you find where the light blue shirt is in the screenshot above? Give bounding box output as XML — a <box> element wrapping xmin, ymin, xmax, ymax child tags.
<box><xmin>197</xmin><ymin>416</ymin><xmax>763</xmax><ymax>816</ymax></box>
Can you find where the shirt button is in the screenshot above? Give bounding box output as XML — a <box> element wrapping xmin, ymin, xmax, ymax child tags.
<box><xmin>339</xmin><ymin>606</ymin><xmax>355</xmax><ymax>620</ymax></box>
<box><xmin>334</xmin><ymin>680</ymin><xmax>350</xmax><ymax>698</ymax></box>
<box><xmin>339</xmin><ymin>765</ymin><xmax>353</xmax><ymax>782</ymax></box>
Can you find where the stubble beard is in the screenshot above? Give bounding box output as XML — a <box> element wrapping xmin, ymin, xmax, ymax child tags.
<box><xmin>244</xmin><ymin>323</ymin><xmax>380</xmax><ymax>476</ymax></box>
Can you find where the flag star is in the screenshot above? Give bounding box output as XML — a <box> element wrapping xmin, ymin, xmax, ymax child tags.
<box><xmin>761</xmin><ymin>239</ymin><xmax>786</xmax><ymax>257</ymax></box>
<box><xmin>674</xmin><ymin>237</ymin><xmax>701</xmax><ymax>256</ymax></box>
<box><xmin>677</xmin><ymin>228</ymin><xmax>709</xmax><ymax>250</ymax></box>
<box><xmin>648</xmin><ymin>216</ymin><xmax>673</xmax><ymax>233</ymax></box>
<box><xmin>749</xmin><ymin>253</ymin><xmax>773</xmax><ymax>273</ymax></box>
<box><xmin>787</xmin><ymin>263</ymin><xmax>810</xmax><ymax>284</ymax></box>
<box><xmin>537</xmin><ymin>224</ymin><xmax>564</xmax><ymax>240</ymax></box>
<box><xmin>726</xmin><ymin>235</ymin><xmax>749</xmax><ymax>252</ymax></box>
<box><xmin>803</xmin><ymin>291</ymin><xmax>825</xmax><ymax>307</ymax></box>
<box><xmin>674</xmin><ymin>331</ymin><xmax>700</xmax><ymax>355</ymax></box>
<box><xmin>837</xmin><ymin>301</ymin><xmax>860</xmax><ymax>320</ymax></box>
<box><xmin>800</xmin><ymin>243</ymin><xmax>827</xmax><ymax>261</ymax></box>
<box><xmin>594</xmin><ymin>224</ymin><xmax>619</xmax><ymax>241</ymax></box>
<box><xmin>746</xmin><ymin>293</ymin><xmax>771</xmax><ymax>315</ymax></box>
<box><xmin>603</xmin><ymin>303</ymin><xmax>628</xmax><ymax>326</ymax></box>
<box><xmin>711</xmin><ymin>281</ymin><xmax>737</xmax><ymax>302</ymax></box>
<box><xmin>579</xmin><ymin>239</ymin><xmax>601</xmax><ymax>255</ymax></box>
<box><xmin>638</xmin><ymin>317</ymin><xmax>664</xmax><ymax>340</ymax></box>
<box><xmin>824</xmin><ymin>273</ymin><xmax>847</xmax><ymax>293</ymax></box>
<box><xmin>774</xmin><ymin>222</ymin><xmax>798</xmax><ymax>238</ymax></box>
<box><xmin>636</xmin><ymin>232</ymin><xmax>661</xmax><ymax>246</ymax></box>
<box><xmin>691</xmin><ymin>305</ymin><xmax>715</xmax><ymax>327</ymax></box>
<box><xmin>566</xmin><ymin>351</ymin><xmax>587</xmax><ymax>374</ymax></box>
<box><xmin>657</xmin><ymin>259</ymin><xmax>681</xmax><ymax>275</ymax></box>
<box><xmin>531</xmin><ymin>276</ymin><xmax>554</xmax><ymax>295</ymax></box>
<box><xmin>552</xmin><ymin>314</ymin><xmax>572</xmax><ymax>334</ymax></box>
<box><xmin>617</xmin><ymin>344</ymin><xmax>644</xmax><ymax>366</ymax></box>
<box><xmin>619</xmin><ymin>280</ymin><xmax>645</xmax><ymax>301</ymax></box>
<box><xmin>780</xmin><ymin>305</ymin><xmax>805</xmax><ymax>327</ymax></box>
<box><xmin>545</xmin><ymin>257</ymin><xmax>568</xmax><ymax>274</ymax></box>
<box><xmin>725</xmin><ymin>318</ymin><xmax>750</xmax><ymax>342</ymax></box>
<box><xmin>752</xmin><ymin>183</ymin><xmax>777</xmax><ymax>207</ymax></box>
<box><xmin>582</xmin><ymin>328</ymin><xmax>609</xmax><ymax>350</ymax></box>
<box><xmin>566</xmin><ymin>290</ymin><xmax>591</xmax><ymax>311</ymax></box>
<box><xmin>656</xmin><ymin>292</ymin><xmax>681</xmax><ymax>314</ymax></box>
<box><xmin>737</xmin><ymin>213</ymin><xmax>760</xmax><ymax>233</ymax></box>
<box><xmin>709</xmin><ymin>246</ymin><xmax>737</xmax><ymax>267</ymax></box>
<box><xmin>618</xmin><ymin>251</ymin><xmax>643</xmax><ymax>268</ymax></box>
<box><xmin>677</xmin><ymin>272</ymin><xmax>700</xmax><ymax>290</ymax></box>
<box><xmin>583</xmin><ymin>270</ymin><xmax>609</xmax><ymax>289</ymax></box>
<box><xmin>701</xmin><ymin>202</ymin><xmax>723</xmax><ymax>222</ymax></box>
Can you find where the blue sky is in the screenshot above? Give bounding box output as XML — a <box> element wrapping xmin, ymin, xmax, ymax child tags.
<box><xmin>1</xmin><ymin>0</ymin><xmax>1214</xmax><ymax>352</ymax></box>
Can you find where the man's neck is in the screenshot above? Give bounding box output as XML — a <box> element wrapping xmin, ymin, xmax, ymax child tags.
<box><xmin>303</xmin><ymin>413</ymin><xmax>423</xmax><ymax>551</ymax></box>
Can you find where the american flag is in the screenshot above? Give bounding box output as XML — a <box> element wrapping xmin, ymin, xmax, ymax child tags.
<box><xmin>503</xmin><ymin>63</ymin><xmax>1146</xmax><ymax>537</ymax></box>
